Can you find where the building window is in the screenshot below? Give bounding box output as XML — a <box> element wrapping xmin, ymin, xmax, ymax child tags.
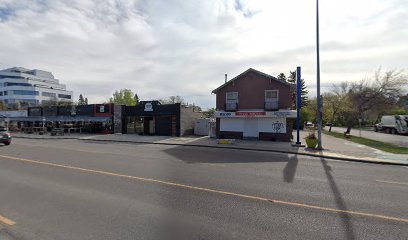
<box><xmin>265</xmin><ymin>90</ymin><xmax>279</xmax><ymax>110</ymax></box>
<box><xmin>226</xmin><ymin>92</ymin><xmax>238</xmax><ymax>111</ymax></box>
<box><xmin>58</xmin><ymin>94</ymin><xmax>71</xmax><ymax>99</ymax></box>
<box><xmin>226</xmin><ymin>92</ymin><xmax>238</xmax><ymax>103</ymax></box>
<box><xmin>42</xmin><ymin>92</ymin><xmax>57</xmax><ymax>98</ymax></box>
<box><xmin>265</xmin><ymin>90</ymin><xmax>278</xmax><ymax>100</ymax></box>
<box><xmin>4</xmin><ymin>82</ymin><xmax>32</xmax><ymax>87</ymax></box>
<box><xmin>7</xmin><ymin>90</ymin><xmax>39</xmax><ymax>95</ymax></box>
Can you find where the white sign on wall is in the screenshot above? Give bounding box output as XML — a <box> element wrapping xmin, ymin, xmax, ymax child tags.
<box><xmin>144</xmin><ymin>102</ymin><xmax>153</xmax><ymax>112</ymax></box>
<box><xmin>220</xmin><ymin>118</ymin><xmax>287</xmax><ymax>134</ymax></box>
<box><xmin>214</xmin><ymin>111</ymin><xmax>296</xmax><ymax>118</ymax></box>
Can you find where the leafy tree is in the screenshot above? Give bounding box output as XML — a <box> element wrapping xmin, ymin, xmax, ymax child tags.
<box><xmin>0</xmin><ymin>101</ymin><xmax>6</xmax><ymax>111</ymax></box>
<box><xmin>347</xmin><ymin>69</ymin><xmax>406</xmax><ymax>127</ymax></box>
<box><xmin>78</xmin><ymin>94</ymin><xmax>88</xmax><ymax>105</ymax></box>
<box><xmin>203</xmin><ymin>107</ymin><xmax>216</xmax><ymax>118</ymax></box>
<box><xmin>323</xmin><ymin>83</ymin><xmax>353</xmax><ymax>131</ymax></box>
<box><xmin>276</xmin><ymin>73</ymin><xmax>287</xmax><ymax>82</ymax></box>
<box><xmin>287</xmin><ymin>71</ymin><xmax>309</xmax><ymax>107</ymax></box>
<box><xmin>109</xmin><ymin>89</ymin><xmax>138</xmax><ymax>106</ymax></box>
<box><xmin>159</xmin><ymin>96</ymin><xmax>184</xmax><ymax>104</ymax></box>
<box><xmin>134</xmin><ymin>94</ymin><xmax>139</xmax><ymax>105</ymax></box>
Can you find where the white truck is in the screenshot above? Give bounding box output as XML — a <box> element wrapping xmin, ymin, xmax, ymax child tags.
<box><xmin>374</xmin><ymin>115</ymin><xmax>408</xmax><ymax>134</ymax></box>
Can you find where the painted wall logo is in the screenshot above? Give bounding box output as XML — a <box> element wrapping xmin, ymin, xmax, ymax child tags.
<box><xmin>272</xmin><ymin>121</ymin><xmax>285</xmax><ymax>133</ymax></box>
<box><xmin>144</xmin><ymin>102</ymin><xmax>153</xmax><ymax>112</ymax></box>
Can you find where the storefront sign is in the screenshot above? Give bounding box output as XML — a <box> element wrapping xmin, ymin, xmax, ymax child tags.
<box><xmin>144</xmin><ymin>102</ymin><xmax>153</xmax><ymax>112</ymax></box>
<box><xmin>94</xmin><ymin>104</ymin><xmax>113</xmax><ymax>117</ymax></box>
<box><xmin>236</xmin><ymin>112</ymin><xmax>266</xmax><ymax>117</ymax></box>
<box><xmin>215</xmin><ymin>111</ymin><xmax>296</xmax><ymax>118</ymax></box>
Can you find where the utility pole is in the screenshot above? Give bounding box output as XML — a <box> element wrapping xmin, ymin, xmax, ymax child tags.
<box><xmin>316</xmin><ymin>0</ymin><xmax>323</xmax><ymax>150</ymax></box>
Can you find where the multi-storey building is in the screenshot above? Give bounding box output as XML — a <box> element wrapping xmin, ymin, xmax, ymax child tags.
<box><xmin>0</xmin><ymin>67</ymin><xmax>73</xmax><ymax>108</ymax></box>
<box><xmin>212</xmin><ymin>68</ymin><xmax>297</xmax><ymax>141</ymax></box>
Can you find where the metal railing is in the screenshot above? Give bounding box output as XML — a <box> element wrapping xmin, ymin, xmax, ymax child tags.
<box><xmin>265</xmin><ymin>100</ymin><xmax>279</xmax><ymax>111</ymax></box>
<box><xmin>225</xmin><ymin>102</ymin><xmax>238</xmax><ymax>111</ymax></box>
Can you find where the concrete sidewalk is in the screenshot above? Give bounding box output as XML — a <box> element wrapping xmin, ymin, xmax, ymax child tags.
<box><xmin>12</xmin><ymin>131</ymin><xmax>408</xmax><ymax>165</ymax></box>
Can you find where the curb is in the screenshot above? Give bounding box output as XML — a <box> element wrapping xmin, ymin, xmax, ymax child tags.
<box><xmin>13</xmin><ymin>136</ymin><xmax>407</xmax><ymax>166</ymax></box>
<box><xmin>13</xmin><ymin>136</ymin><xmax>80</xmax><ymax>140</ymax></box>
<box><xmin>78</xmin><ymin>138</ymin><xmax>408</xmax><ymax>167</ymax></box>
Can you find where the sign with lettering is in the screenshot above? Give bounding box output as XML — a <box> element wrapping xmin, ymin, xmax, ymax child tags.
<box><xmin>144</xmin><ymin>102</ymin><xmax>153</xmax><ymax>112</ymax></box>
<box><xmin>215</xmin><ymin>111</ymin><xmax>296</xmax><ymax>118</ymax></box>
<box><xmin>236</xmin><ymin>112</ymin><xmax>266</xmax><ymax>117</ymax></box>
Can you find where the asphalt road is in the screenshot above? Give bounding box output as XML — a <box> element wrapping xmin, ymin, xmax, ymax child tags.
<box><xmin>328</xmin><ymin>126</ymin><xmax>408</xmax><ymax>148</ymax></box>
<box><xmin>0</xmin><ymin>138</ymin><xmax>407</xmax><ymax>240</ymax></box>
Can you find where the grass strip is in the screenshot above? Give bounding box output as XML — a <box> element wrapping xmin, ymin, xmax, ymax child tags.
<box><xmin>323</xmin><ymin>130</ymin><xmax>408</xmax><ymax>154</ymax></box>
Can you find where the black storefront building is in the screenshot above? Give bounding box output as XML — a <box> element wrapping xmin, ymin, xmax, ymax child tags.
<box><xmin>6</xmin><ymin>101</ymin><xmax>201</xmax><ymax>136</ymax></box>
<box><xmin>121</xmin><ymin>101</ymin><xmax>201</xmax><ymax>136</ymax></box>
<box><xmin>24</xmin><ymin>104</ymin><xmax>114</xmax><ymax>133</ymax></box>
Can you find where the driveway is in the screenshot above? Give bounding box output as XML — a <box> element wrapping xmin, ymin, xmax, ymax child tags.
<box><xmin>328</xmin><ymin>126</ymin><xmax>408</xmax><ymax>148</ymax></box>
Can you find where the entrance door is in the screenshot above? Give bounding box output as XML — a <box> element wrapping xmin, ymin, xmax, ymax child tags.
<box><xmin>155</xmin><ymin>116</ymin><xmax>173</xmax><ymax>136</ymax></box>
<box><xmin>243</xmin><ymin>118</ymin><xmax>258</xmax><ymax>138</ymax></box>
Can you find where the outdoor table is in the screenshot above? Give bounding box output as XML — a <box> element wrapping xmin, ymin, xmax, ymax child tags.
<box><xmin>66</xmin><ymin>128</ymin><xmax>80</xmax><ymax>135</ymax></box>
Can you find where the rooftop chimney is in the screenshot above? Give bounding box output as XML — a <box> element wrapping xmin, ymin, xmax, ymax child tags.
<box><xmin>225</xmin><ymin>74</ymin><xmax>227</xmax><ymax>83</ymax></box>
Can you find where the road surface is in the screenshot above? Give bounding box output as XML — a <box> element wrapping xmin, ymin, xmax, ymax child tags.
<box><xmin>328</xmin><ymin>126</ymin><xmax>408</xmax><ymax>148</ymax></box>
<box><xmin>0</xmin><ymin>138</ymin><xmax>407</xmax><ymax>239</ymax></box>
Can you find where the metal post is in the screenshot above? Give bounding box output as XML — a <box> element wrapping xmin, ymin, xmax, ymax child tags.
<box><xmin>296</xmin><ymin>67</ymin><xmax>302</xmax><ymax>144</ymax></box>
<box><xmin>316</xmin><ymin>0</ymin><xmax>323</xmax><ymax>150</ymax></box>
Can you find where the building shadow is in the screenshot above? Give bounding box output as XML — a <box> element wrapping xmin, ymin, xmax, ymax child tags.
<box><xmin>283</xmin><ymin>155</ymin><xmax>298</xmax><ymax>183</ymax></box>
<box><xmin>163</xmin><ymin>145</ymin><xmax>290</xmax><ymax>164</ymax></box>
<box><xmin>320</xmin><ymin>157</ymin><xmax>355</xmax><ymax>240</ymax></box>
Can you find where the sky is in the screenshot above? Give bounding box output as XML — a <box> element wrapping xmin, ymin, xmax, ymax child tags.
<box><xmin>0</xmin><ymin>0</ymin><xmax>407</xmax><ymax>109</ymax></box>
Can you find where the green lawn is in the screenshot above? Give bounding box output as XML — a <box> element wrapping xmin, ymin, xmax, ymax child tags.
<box><xmin>323</xmin><ymin>130</ymin><xmax>408</xmax><ymax>154</ymax></box>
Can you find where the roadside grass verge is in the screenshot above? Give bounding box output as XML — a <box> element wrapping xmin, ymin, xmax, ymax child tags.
<box><xmin>323</xmin><ymin>130</ymin><xmax>408</xmax><ymax>154</ymax></box>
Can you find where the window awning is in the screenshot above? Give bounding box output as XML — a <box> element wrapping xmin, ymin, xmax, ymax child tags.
<box><xmin>3</xmin><ymin>116</ymin><xmax>112</xmax><ymax>122</ymax></box>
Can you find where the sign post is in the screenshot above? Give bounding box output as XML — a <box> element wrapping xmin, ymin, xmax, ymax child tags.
<box><xmin>292</xmin><ymin>66</ymin><xmax>304</xmax><ymax>147</ymax></box>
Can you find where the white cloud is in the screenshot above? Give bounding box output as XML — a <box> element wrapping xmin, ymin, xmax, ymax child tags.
<box><xmin>0</xmin><ymin>0</ymin><xmax>407</xmax><ymax>108</ymax></box>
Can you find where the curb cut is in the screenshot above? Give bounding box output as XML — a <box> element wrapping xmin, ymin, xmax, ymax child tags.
<box><xmin>78</xmin><ymin>138</ymin><xmax>408</xmax><ymax>167</ymax></box>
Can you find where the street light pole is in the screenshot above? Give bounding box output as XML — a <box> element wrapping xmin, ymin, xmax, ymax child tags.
<box><xmin>316</xmin><ymin>0</ymin><xmax>323</xmax><ymax>150</ymax></box>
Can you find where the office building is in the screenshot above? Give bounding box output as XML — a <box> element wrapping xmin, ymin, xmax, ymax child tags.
<box><xmin>0</xmin><ymin>67</ymin><xmax>73</xmax><ymax>108</ymax></box>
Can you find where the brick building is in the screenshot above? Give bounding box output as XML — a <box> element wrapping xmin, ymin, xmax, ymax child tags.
<box><xmin>212</xmin><ymin>68</ymin><xmax>296</xmax><ymax>141</ymax></box>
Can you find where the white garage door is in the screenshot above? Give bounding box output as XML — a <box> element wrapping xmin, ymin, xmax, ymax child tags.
<box><xmin>220</xmin><ymin>118</ymin><xmax>244</xmax><ymax>132</ymax></box>
<box><xmin>243</xmin><ymin>118</ymin><xmax>259</xmax><ymax>137</ymax></box>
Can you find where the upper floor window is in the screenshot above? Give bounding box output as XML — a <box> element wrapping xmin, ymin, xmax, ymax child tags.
<box><xmin>42</xmin><ymin>92</ymin><xmax>56</xmax><ymax>98</ymax></box>
<box><xmin>226</xmin><ymin>92</ymin><xmax>238</xmax><ymax>103</ymax></box>
<box><xmin>58</xmin><ymin>94</ymin><xmax>71</xmax><ymax>99</ymax></box>
<box><xmin>265</xmin><ymin>90</ymin><xmax>279</xmax><ymax>110</ymax></box>
<box><xmin>6</xmin><ymin>90</ymin><xmax>39</xmax><ymax>96</ymax></box>
<box><xmin>226</xmin><ymin>92</ymin><xmax>238</xmax><ymax>111</ymax></box>
<box><xmin>4</xmin><ymin>82</ymin><xmax>32</xmax><ymax>87</ymax></box>
<box><xmin>265</xmin><ymin>90</ymin><xmax>278</xmax><ymax>101</ymax></box>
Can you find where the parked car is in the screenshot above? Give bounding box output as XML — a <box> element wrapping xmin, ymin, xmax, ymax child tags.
<box><xmin>374</xmin><ymin>115</ymin><xmax>408</xmax><ymax>134</ymax></box>
<box><xmin>305</xmin><ymin>122</ymin><xmax>314</xmax><ymax>127</ymax></box>
<box><xmin>0</xmin><ymin>126</ymin><xmax>11</xmax><ymax>145</ymax></box>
